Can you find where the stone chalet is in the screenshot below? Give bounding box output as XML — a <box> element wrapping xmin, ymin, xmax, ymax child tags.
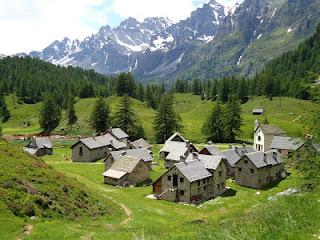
<box><xmin>159</xmin><ymin>132</ymin><xmax>198</xmax><ymax>168</ymax></box>
<box><xmin>199</xmin><ymin>145</ymin><xmax>255</xmax><ymax>177</ymax></box>
<box><xmin>105</xmin><ymin>127</ymin><xmax>130</xmax><ymax>145</ymax></box>
<box><xmin>254</xmin><ymin>120</ymin><xmax>287</xmax><ymax>152</ymax></box>
<box><xmin>71</xmin><ymin>132</ymin><xmax>127</xmax><ymax>162</ymax></box>
<box><xmin>102</xmin><ymin>156</ymin><xmax>150</xmax><ymax>186</ymax></box>
<box><xmin>153</xmin><ymin>153</ymin><xmax>228</xmax><ymax>203</ymax></box>
<box><xmin>130</xmin><ymin>138</ymin><xmax>151</xmax><ymax>150</ymax></box>
<box><xmin>235</xmin><ymin>150</ymin><xmax>285</xmax><ymax>189</ymax></box>
<box><xmin>105</xmin><ymin>148</ymin><xmax>153</xmax><ymax>170</ymax></box>
<box><xmin>23</xmin><ymin>137</ymin><xmax>53</xmax><ymax>157</ymax></box>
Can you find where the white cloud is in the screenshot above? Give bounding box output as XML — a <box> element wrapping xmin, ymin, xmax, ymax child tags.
<box><xmin>0</xmin><ymin>0</ymin><xmax>109</xmax><ymax>55</ymax></box>
<box><xmin>113</xmin><ymin>0</ymin><xmax>201</xmax><ymax>22</ymax></box>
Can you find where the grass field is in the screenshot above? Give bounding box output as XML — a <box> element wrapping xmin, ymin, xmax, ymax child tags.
<box><xmin>2</xmin><ymin>94</ymin><xmax>320</xmax><ymax>144</ymax></box>
<box><xmin>1</xmin><ymin>142</ymin><xmax>319</xmax><ymax>240</ymax></box>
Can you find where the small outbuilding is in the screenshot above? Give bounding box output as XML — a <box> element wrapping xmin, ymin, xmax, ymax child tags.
<box><xmin>102</xmin><ymin>156</ymin><xmax>150</xmax><ymax>186</ymax></box>
<box><xmin>23</xmin><ymin>137</ymin><xmax>53</xmax><ymax>157</ymax></box>
<box><xmin>270</xmin><ymin>136</ymin><xmax>304</xmax><ymax>156</ymax></box>
<box><xmin>130</xmin><ymin>138</ymin><xmax>151</xmax><ymax>150</ymax></box>
<box><xmin>252</xmin><ymin>109</ymin><xmax>265</xmax><ymax>115</ymax></box>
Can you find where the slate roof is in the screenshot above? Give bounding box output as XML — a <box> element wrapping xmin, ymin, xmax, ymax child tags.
<box><xmin>108</xmin><ymin>156</ymin><xmax>141</xmax><ymax>173</ymax></box>
<box><xmin>27</xmin><ymin>137</ymin><xmax>52</xmax><ymax>149</ymax></box>
<box><xmin>109</xmin><ymin>128</ymin><xmax>129</xmax><ymax>139</ymax></box>
<box><xmin>186</xmin><ymin>153</ymin><xmax>225</xmax><ymax>170</ymax></box>
<box><xmin>218</xmin><ymin>147</ymin><xmax>256</xmax><ymax>167</ymax></box>
<box><xmin>72</xmin><ymin>133</ymin><xmax>126</xmax><ymax>150</ymax></box>
<box><xmin>167</xmin><ymin>132</ymin><xmax>187</xmax><ymax>142</ymax></box>
<box><xmin>199</xmin><ymin>145</ymin><xmax>221</xmax><ymax>155</ymax></box>
<box><xmin>270</xmin><ymin>136</ymin><xmax>304</xmax><ymax>150</ymax></box>
<box><xmin>109</xmin><ymin>148</ymin><xmax>153</xmax><ymax>163</ymax></box>
<box><xmin>102</xmin><ymin>169</ymin><xmax>127</xmax><ymax>179</ymax></box>
<box><xmin>131</xmin><ymin>138</ymin><xmax>151</xmax><ymax>149</ymax></box>
<box><xmin>23</xmin><ymin>147</ymin><xmax>39</xmax><ymax>155</ymax></box>
<box><xmin>244</xmin><ymin>150</ymin><xmax>283</xmax><ymax>169</ymax></box>
<box><xmin>257</xmin><ymin>125</ymin><xmax>286</xmax><ymax>135</ymax></box>
<box><xmin>175</xmin><ymin>160</ymin><xmax>212</xmax><ymax>183</ymax></box>
<box><xmin>252</xmin><ymin>109</ymin><xmax>264</xmax><ymax>114</ymax></box>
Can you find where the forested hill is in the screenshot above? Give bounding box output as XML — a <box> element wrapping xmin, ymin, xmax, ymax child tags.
<box><xmin>0</xmin><ymin>56</ymin><xmax>114</xmax><ymax>104</ymax></box>
<box><xmin>251</xmin><ymin>24</ymin><xmax>320</xmax><ymax>100</ymax></box>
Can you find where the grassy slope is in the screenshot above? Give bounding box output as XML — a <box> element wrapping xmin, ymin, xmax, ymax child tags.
<box><xmin>36</xmin><ymin>143</ymin><xmax>320</xmax><ymax>240</ymax></box>
<box><xmin>2</xmin><ymin>94</ymin><xmax>320</xmax><ymax>143</ymax></box>
<box><xmin>0</xmin><ymin>141</ymin><xmax>125</xmax><ymax>239</ymax></box>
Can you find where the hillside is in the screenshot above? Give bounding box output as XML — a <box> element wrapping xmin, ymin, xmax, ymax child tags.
<box><xmin>0</xmin><ymin>140</ymin><xmax>124</xmax><ymax>238</ymax></box>
<box><xmin>2</xmin><ymin>94</ymin><xmax>320</xmax><ymax>142</ymax></box>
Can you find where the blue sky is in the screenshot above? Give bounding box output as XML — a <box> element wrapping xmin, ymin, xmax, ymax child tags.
<box><xmin>0</xmin><ymin>0</ymin><xmax>241</xmax><ymax>55</ymax></box>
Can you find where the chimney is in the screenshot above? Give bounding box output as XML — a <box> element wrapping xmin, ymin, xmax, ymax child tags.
<box><xmin>92</xmin><ymin>134</ymin><xmax>95</xmax><ymax>140</ymax></box>
<box><xmin>180</xmin><ymin>155</ymin><xmax>186</xmax><ymax>162</ymax></box>
<box><xmin>139</xmin><ymin>144</ymin><xmax>143</xmax><ymax>149</ymax></box>
<box><xmin>273</xmin><ymin>151</ymin><xmax>278</xmax><ymax>160</ymax></box>
<box><xmin>77</xmin><ymin>135</ymin><xmax>81</xmax><ymax>141</ymax></box>
<box><xmin>263</xmin><ymin>153</ymin><xmax>267</xmax><ymax>164</ymax></box>
<box><xmin>192</xmin><ymin>152</ymin><xmax>198</xmax><ymax>160</ymax></box>
<box><xmin>229</xmin><ymin>144</ymin><xmax>233</xmax><ymax>149</ymax></box>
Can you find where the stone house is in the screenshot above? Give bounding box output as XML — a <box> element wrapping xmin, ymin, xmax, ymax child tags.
<box><xmin>234</xmin><ymin>150</ymin><xmax>285</xmax><ymax>189</ymax></box>
<box><xmin>270</xmin><ymin>136</ymin><xmax>304</xmax><ymax>156</ymax></box>
<box><xmin>153</xmin><ymin>153</ymin><xmax>228</xmax><ymax>203</ymax></box>
<box><xmin>23</xmin><ymin>137</ymin><xmax>53</xmax><ymax>157</ymax></box>
<box><xmin>199</xmin><ymin>145</ymin><xmax>221</xmax><ymax>156</ymax></box>
<box><xmin>102</xmin><ymin>156</ymin><xmax>150</xmax><ymax>186</ymax></box>
<box><xmin>253</xmin><ymin>120</ymin><xmax>286</xmax><ymax>152</ymax></box>
<box><xmin>105</xmin><ymin>148</ymin><xmax>153</xmax><ymax>170</ymax></box>
<box><xmin>159</xmin><ymin>132</ymin><xmax>198</xmax><ymax>168</ymax></box>
<box><xmin>130</xmin><ymin>138</ymin><xmax>151</xmax><ymax>150</ymax></box>
<box><xmin>71</xmin><ymin>133</ymin><xmax>127</xmax><ymax>162</ymax></box>
<box><xmin>106</xmin><ymin>127</ymin><xmax>129</xmax><ymax>145</ymax></box>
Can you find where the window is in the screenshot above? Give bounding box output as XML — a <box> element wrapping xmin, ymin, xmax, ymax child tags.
<box><xmin>167</xmin><ymin>176</ymin><xmax>171</xmax><ymax>181</ymax></box>
<box><xmin>198</xmin><ymin>180</ymin><xmax>200</xmax><ymax>186</ymax></box>
<box><xmin>202</xmin><ymin>179</ymin><xmax>206</xmax><ymax>184</ymax></box>
<box><xmin>207</xmin><ymin>178</ymin><xmax>209</xmax><ymax>183</ymax></box>
<box><xmin>258</xmin><ymin>136</ymin><xmax>261</xmax><ymax>141</ymax></box>
<box><xmin>180</xmin><ymin>177</ymin><xmax>184</xmax><ymax>183</ymax></box>
<box><xmin>79</xmin><ymin>147</ymin><xmax>83</xmax><ymax>156</ymax></box>
<box><xmin>217</xmin><ymin>184</ymin><xmax>220</xmax><ymax>189</ymax></box>
<box><xmin>244</xmin><ymin>160</ymin><xmax>248</xmax><ymax>164</ymax></box>
<box><xmin>250</xmin><ymin>169</ymin><xmax>254</xmax><ymax>173</ymax></box>
<box><xmin>219</xmin><ymin>171</ymin><xmax>222</xmax><ymax>177</ymax></box>
<box><xmin>204</xmin><ymin>186</ymin><xmax>207</xmax><ymax>191</ymax></box>
<box><xmin>180</xmin><ymin>190</ymin><xmax>185</xmax><ymax>196</ymax></box>
<box><xmin>238</xmin><ymin>167</ymin><xmax>242</xmax><ymax>172</ymax></box>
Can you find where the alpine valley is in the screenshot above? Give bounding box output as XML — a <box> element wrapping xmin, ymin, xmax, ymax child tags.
<box><xmin>26</xmin><ymin>0</ymin><xmax>320</xmax><ymax>81</ymax></box>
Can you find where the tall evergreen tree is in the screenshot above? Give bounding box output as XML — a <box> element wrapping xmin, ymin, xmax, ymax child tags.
<box><xmin>39</xmin><ymin>94</ymin><xmax>61</xmax><ymax>133</ymax></box>
<box><xmin>154</xmin><ymin>95</ymin><xmax>182</xmax><ymax>143</ymax></box>
<box><xmin>67</xmin><ymin>96</ymin><xmax>77</xmax><ymax>125</ymax></box>
<box><xmin>90</xmin><ymin>97</ymin><xmax>110</xmax><ymax>133</ymax></box>
<box><xmin>113</xmin><ymin>94</ymin><xmax>144</xmax><ymax>140</ymax></box>
<box><xmin>0</xmin><ymin>93</ymin><xmax>10</xmax><ymax>122</ymax></box>
<box><xmin>202</xmin><ymin>102</ymin><xmax>225</xmax><ymax>142</ymax></box>
<box><xmin>224</xmin><ymin>95</ymin><xmax>242</xmax><ymax>142</ymax></box>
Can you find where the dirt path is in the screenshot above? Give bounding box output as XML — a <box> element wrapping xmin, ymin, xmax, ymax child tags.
<box><xmin>120</xmin><ymin>203</ymin><xmax>133</xmax><ymax>225</ymax></box>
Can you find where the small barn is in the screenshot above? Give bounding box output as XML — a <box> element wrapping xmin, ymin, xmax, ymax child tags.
<box><xmin>235</xmin><ymin>150</ymin><xmax>285</xmax><ymax>189</ymax></box>
<box><xmin>102</xmin><ymin>156</ymin><xmax>150</xmax><ymax>186</ymax></box>
<box><xmin>130</xmin><ymin>138</ymin><xmax>151</xmax><ymax>150</ymax></box>
<box><xmin>71</xmin><ymin>133</ymin><xmax>127</xmax><ymax>162</ymax></box>
<box><xmin>252</xmin><ymin>109</ymin><xmax>265</xmax><ymax>115</ymax></box>
<box><xmin>105</xmin><ymin>148</ymin><xmax>153</xmax><ymax>169</ymax></box>
<box><xmin>153</xmin><ymin>153</ymin><xmax>228</xmax><ymax>203</ymax></box>
<box><xmin>23</xmin><ymin>137</ymin><xmax>53</xmax><ymax>157</ymax></box>
<box><xmin>106</xmin><ymin>128</ymin><xmax>129</xmax><ymax>145</ymax></box>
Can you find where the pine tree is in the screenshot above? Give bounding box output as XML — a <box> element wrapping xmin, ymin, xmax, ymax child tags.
<box><xmin>90</xmin><ymin>97</ymin><xmax>110</xmax><ymax>133</ymax></box>
<box><xmin>0</xmin><ymin>93</ymin><xmax>10</xmax><ymax>122</ymax></box>
<box><xmin>202</xmin><ymin>101</ymin><xmax>225</xmax><ymax>142</ymax></box>
<box><xmin>67</xmin><ymin>96</ymin><xmax>77</xmax><ymax>125</ymax></box>
<box><xmin>113</xmin><ymin>94</ymin><xmax>144</xmax><ymax>140</ymax></box>
<box><xmin>154</xmin><ymin>95</ymin><xmax>182</xmax><ymax>143</ymax></box>
<box><xmin>39</xmin><ymin>94</ymin><xmax>61</xmax><ymax>133</ymax></box>
<box><xmin>224</xmin><ymin>95</ymin><xmax>242</xmax><ymax>142</ymax></box>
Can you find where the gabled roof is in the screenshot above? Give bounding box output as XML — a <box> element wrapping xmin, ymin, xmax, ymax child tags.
<box><xmin>270</xmin><ymin>136</ymin><xmax>304</xmax><ymax>151</ymax></box>
<box><xmin>27</xmin><ymin>137</ymin><xmax>52</xmax><ymax>149</ymax></box>
<box><xmin>186</xmin><ymin>153</ymin><xmax>225</xmax><ymax>170</ymax></box>
<box><xmin>108</xmin><ymin>156</ymin><xmax>142</xmax><ymax>173</ymax></box>
<box><xmin>109</xmin><ymin>128</ymin><xmax>129</xmax><ymax>139</ymax></box>
<box><xmin>243</xmin><ymin>150</ymin><xmax>283</xmax><ymax>169</ymax></box>
<box><xmin>167</xmin><ymin>132</ymin><xmax>187</xmax><ymax>142</ymax></box>
<box><xmin>175</xmin><ymin>160</ymin><xmax>212</xmax><ymax>183</ymax></box>
<box><xmin>160</xmin><ymin>141</ymin><xmax>188</xmax><ymax>156</ymax></box>
<box><xmin>131</xmin><ymin>138</ymin><xmax>151</xmax><ymax>149</ymax></box>
<box><xmin>199</xmin><ymin>145</ymin><xmax>221</xmax><ymax>155</ymax></box>
<box><xmin>252</xmin><ymin>109</ymin><xmax>264</xmax><ymax>114</ymax></box>
<box><xmin>102</xmin><ymin>169</ymin><xmax>127</xmax><ymax>179</ymax></box>
<box><xmin>109</xmin><ymin>148</ymin><xmax>153</xmax><ymax>162</ymax></box>
<box><xmin>72</xmin><ymin>133</ymin><xmax>126</xmax><ymax>150</ymax></box>
<box><xmin>256</xmin><ymin>125</ymin><xmax>286</xmax><ymax>135</ymax></box>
